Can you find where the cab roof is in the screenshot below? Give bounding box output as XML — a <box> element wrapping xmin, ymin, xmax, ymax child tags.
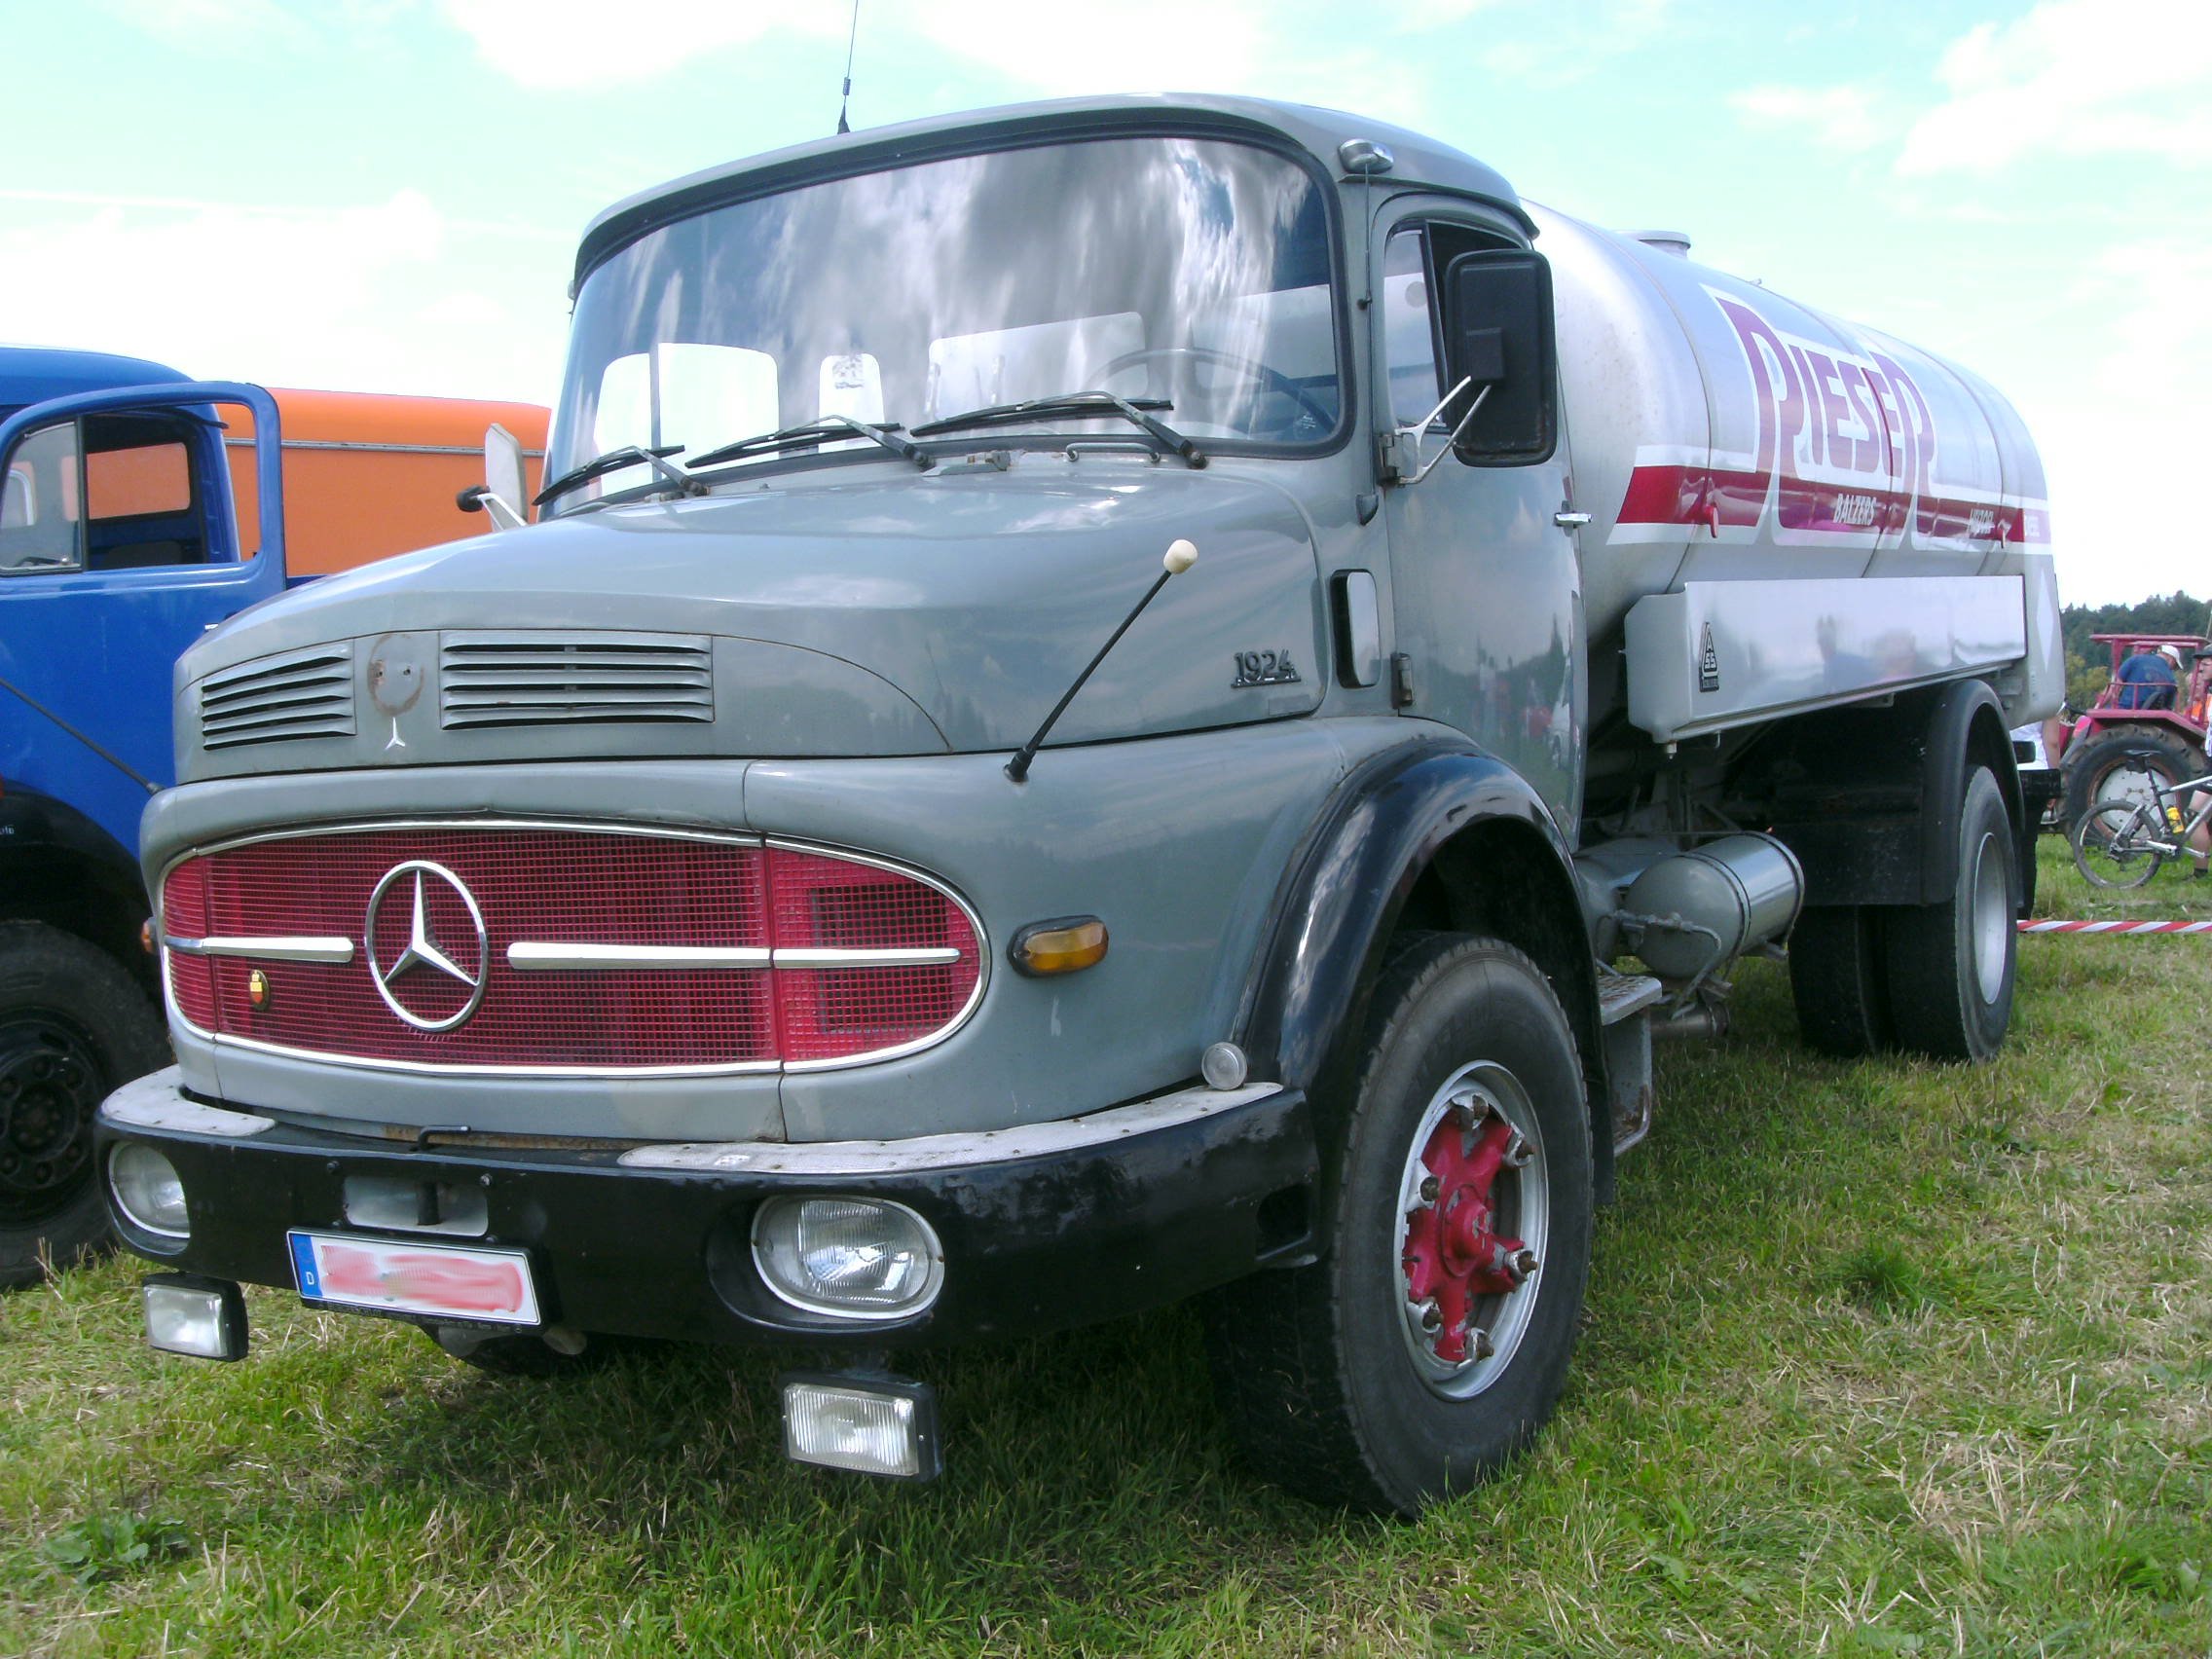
<box><xmin>0</xmin><ymin>344</ymin><xmax>188</xmax><ymax>411</ymax></box>
<box><xmin>572</xmin><ymin>93</ymin><xmax>1530</xmax><ymax>295</ymax></box>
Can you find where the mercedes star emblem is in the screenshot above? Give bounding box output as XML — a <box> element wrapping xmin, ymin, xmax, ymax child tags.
<box><xmin>364</xmin><ymin>860</ymin><xmax>489</xmax><ymax>1032</ymax></box>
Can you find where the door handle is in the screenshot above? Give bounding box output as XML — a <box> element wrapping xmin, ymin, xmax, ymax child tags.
<box><xmin>1553</xmin><ymin>511</ymin><xmax>1592</xmax><ymax>530</ymax></box>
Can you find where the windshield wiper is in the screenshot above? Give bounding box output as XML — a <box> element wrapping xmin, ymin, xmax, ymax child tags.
<box><xmin>686</xmin><ymin>416</ymin><xmax>932</xmax><ymax>473</ymax></box>
<box><xmin>533</xmin><ymin>443</ymin><xmax>694</xmax><ymax>509</ymax></box>
<box><xmin>910</xmin><ymin>391</ymin><xmax>1206</xmax><ymax>468</ymax></box>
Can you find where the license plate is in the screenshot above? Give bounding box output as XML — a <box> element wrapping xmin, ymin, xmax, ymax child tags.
<box><xmin>287</xmin><ymin>1231</ymin><xmax>540</xmax><ymax>1325</ymax></box>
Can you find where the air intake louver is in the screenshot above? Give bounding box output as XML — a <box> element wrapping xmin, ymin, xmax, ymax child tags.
<box><xmin>439</xmin><ymin>631</ymin><xmax>715</xmax><ymax>729</ymax></box>
<box><xmin>199</xmin><ymin>644</ymin><xmax>357</xmax><ymax>750</ymax></box>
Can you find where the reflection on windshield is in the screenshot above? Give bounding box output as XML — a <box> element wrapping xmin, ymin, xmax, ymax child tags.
<box><xmin>545</xmin><ymin>136</ymin><xmax>1341</xmax><ymax>503</ymax></box>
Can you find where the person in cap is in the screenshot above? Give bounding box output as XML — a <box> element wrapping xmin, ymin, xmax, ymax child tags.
<box><xmin>2114</xmin><ymin>643</ymin><xmax>2181</xmax><ymax>711</ymax></box>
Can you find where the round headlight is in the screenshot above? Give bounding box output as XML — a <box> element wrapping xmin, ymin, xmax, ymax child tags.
<box><xmin>109</xmin><ymin>1143</ymin><xmax>189</xmax><ymax>1238</ymax></box>
<box><xmin>752</xmin><ymin>1196</ymin><xmax>942</xmax><ymax>1319</ymax></box>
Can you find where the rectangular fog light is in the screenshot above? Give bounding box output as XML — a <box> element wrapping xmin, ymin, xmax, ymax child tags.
<box><xmin>781</xmin><ymin>1372</ymin><xmax>941</xmax><ymax>1481</ymax></box>
<box><xmin>142</xmin><ymin>1274</ymin><xmax>247</xmax><ymax>1361</ymax></box>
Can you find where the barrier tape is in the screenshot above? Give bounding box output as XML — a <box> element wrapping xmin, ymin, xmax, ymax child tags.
<box><xmin>2017</xmin><ymin>919</ymin><xmax>2212</xmax><ymax>935</ymax></box>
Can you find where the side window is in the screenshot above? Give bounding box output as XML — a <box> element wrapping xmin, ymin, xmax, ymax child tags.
<box><xmin>0</xmin><ymin>421</ymin><xmax>83</xmax><ymax>574</ymax></box>
<box><xmin>1382</xmin><ymin>228</ymin><xmax>1444</xmax><ymax>429</ymax></box>
<box><xmin>80</xmin><ymin>411</ymin><xmax>207</xmax><ymax>570</ymax></box>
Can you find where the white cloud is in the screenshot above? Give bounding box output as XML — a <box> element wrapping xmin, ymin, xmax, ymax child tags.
<box><xmin>1899</xmin><ymin>0</ymin><xmax>2212</xmax><ymax>176</ymax></box>
<box><xmin>1729</xmin><ymin>84</ymin><xmax>1884</xmax><ymax>154</ymax></box>
<box><xmin>437</xmin><ymin>1</ymin><xmax>839</xmax><ymax>91</ymax></box>
<box><xmin>0</xmin><ymin>191</ymin><xmax>560</xmax><ymax>402</ymax></box>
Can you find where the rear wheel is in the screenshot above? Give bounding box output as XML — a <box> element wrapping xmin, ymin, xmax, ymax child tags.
<box><xmin>2058</xmin><ymin>726</ymin><xmax>2199</xmax><ymax>835</ymax></box>
<box><xmin>1886</xmin><ymin>766</ymin><xmax>2017</xmax><ymax>1061</ymax></box>
<box><xmin>2072</xmin><ymin>802</ymin><xmax>2166</xmax><ymax>890</ymax></box>
<box><xmin>1203</xmin><ymin>933</ymin><xmax>1592</xmax><ymax>1514</ymax></box>
<box><xmin>0</xmin><ymin>923</ymin><xmax>168</xmax><ymax>1289</ymax></box>
<box><xmin>1788</xmin><ymin>906</ymin><xmax>1893</xmax><ymax>1057</ymax></box>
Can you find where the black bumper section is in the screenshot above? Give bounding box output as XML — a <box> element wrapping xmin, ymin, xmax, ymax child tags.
<box><xmin>96</xmin><ymin>1088</ymin><xmax>1315</xmax><ymax>1349</ymax></box>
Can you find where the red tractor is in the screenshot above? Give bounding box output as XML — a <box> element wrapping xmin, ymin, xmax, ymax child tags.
<box><xmin>2052</xmin><ymin>634</ymin><xmax>2212</xmax><ymax>830</ymax></box>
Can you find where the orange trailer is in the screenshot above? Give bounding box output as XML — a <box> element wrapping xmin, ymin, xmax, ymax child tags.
<box><xmin>224</xmin><ymin>387</ymin><xmax>548</xmax><ymax>577</ymax></box>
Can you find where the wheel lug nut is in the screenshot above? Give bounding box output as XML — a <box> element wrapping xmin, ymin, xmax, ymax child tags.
<box><xmin>1472</xmin><ymin>1328</ymin><xmax>1495</xmax><ymax>1360</ymax></box>
<box><xmin>1419</xmin><ymin>1175</ymin><xmax>1439</xmax><ymax>1203</ymax></box>
<box><xmin>1510</xmin><ymin>1248</ymin><xmax>1539</xmax><ymax>1279</ymax></box>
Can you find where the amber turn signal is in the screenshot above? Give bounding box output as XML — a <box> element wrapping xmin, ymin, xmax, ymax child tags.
<box><xmin>1009</xmin><ymin>916</ymin><xmax>1108</xmax><ymax>977</ymax></box>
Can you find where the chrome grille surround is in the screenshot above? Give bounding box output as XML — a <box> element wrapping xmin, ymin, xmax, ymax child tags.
<box><xmin>158</xmin><ymin>819</ymin><xmax>989</xmax><ymax>1079</ymax></box>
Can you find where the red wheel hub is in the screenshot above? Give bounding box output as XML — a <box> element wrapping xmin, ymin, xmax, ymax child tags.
<box><xmin>1402</xmin><ymin>1107</ymin><xmax>1530</xmax><ymax>1364</ymax></box>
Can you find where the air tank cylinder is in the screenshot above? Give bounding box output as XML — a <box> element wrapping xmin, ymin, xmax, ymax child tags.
<box><xmin>1620</xmin><ymin>833</ymin><xmax>1804</xmax><ymax>980</ymax></box>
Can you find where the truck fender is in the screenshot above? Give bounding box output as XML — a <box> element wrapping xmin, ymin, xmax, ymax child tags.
<box><xmin>1234</xmin><ymin>741</ymin><xmax>1609</xmax><ymax>1203</ymax></box>
<box><xmin>0</xmin><ymin>782</ymin><xmax>152</xmax><ymax>976</ymax></box>
<box><xmin>1917</xmin><ymin>678</ymin><xmax>2024</xmax><ymax>902</ymax></box>
<box><xmin>1755</xmin><ymin>679</ymin><xmax>2024</xmax><ymax>910</ymax></box>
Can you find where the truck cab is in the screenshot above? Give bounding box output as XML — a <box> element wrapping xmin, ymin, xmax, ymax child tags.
<box><xmin>86</xmin><ymin>97</ymin><xmax>2060</xmax><ymax>1512</ymax></box>
<box><xmin>0</xmin><ymin>353</ymin><xmax>285</xmax><ymax>1286</ymax></box>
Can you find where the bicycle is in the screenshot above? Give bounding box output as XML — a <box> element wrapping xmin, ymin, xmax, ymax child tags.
<box><xmin>2070</xmin><ymin>761</ymin><xmax>2212</xmax><ymax>888</ymax></box>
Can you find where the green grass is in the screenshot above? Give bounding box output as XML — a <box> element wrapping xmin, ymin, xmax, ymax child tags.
<box><xmin>4</xmin><ymin>837</ymin><xmax>2208</xmax><ymax>1656</ymax></box>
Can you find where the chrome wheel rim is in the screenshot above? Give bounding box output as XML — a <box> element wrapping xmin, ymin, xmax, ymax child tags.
<box><xmin>1969</xmin><ymin>828</ymin><xmax>2009</xmax><ymax>1004</ymax></box>
<box><xmin>1394</xmin><ymin>1059</ymin><xmax>1549</xmax><ymax>1400</ymax></box>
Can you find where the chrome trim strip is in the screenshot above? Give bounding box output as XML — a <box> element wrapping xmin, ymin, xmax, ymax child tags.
<box><xmin>98</xmin><ymin>1068</ymin><xmax>276</xmax><ymax>1138</ymax></box>
<box><xmin>158</xmin><ymin>817</ymin><xmax>990</xmax><ymax>1080</ymax></box>
<box><xmin>619</xmin><ymin>1084</ymin><xmax>1286</xmax><ymax>1175</ymax></box>
<box><xmin>165</xmin><ymin>935</ymin><xmax>356</xmax><ymax>965</ymax></box>
<box><xmin>772</xmin><ymin>946</ymin><xmax>964</xmax><ymax>969</ymax></box>
<box><xmin>507</xmin><ymin>942</ymin><xmax>772</xmax><ymax>971</ymax></box>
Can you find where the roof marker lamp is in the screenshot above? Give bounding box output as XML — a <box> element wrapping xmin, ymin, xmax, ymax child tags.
<box><xmin>1010</xmin><ymin>915</ymin><xmax>1108</xmax><ymax>977</ymax></box>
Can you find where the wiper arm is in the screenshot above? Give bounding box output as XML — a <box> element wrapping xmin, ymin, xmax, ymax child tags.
<box><xmin>533</xmin><ymin>444</ymin><xmax>693</xmax><ymax>509</ymax></box>
<box><xmin>687</xmin><ymin>416</ymin><xmax>933</xmax><ymax>473</ymax></box>
<box><xmin>910</xmin><ymin>391</ymin><xmax>1206</xmax><ymax>468</ymax></box>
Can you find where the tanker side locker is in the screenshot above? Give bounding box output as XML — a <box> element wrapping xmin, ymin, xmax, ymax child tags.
<box><xmin>0</xmin><ymin>383</ymin><xmax>285</xmax><ymax>1287</ymax></box>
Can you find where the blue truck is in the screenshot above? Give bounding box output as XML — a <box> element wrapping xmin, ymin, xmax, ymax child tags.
<box><xmin>0</xmin><ymin>349</ymin><xmax>286</xmax><ymax>1285</ymax></box>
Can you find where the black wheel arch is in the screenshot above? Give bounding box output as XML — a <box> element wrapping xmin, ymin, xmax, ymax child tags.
<box><xmin>1744</xmin><ymin>679</ymin><xmax>2024</xmax><ymax>912</ymax></box>
<box><xmin>1234</xmin><ymin>739</ymin><xmax>1609</xmax><ymax>1208</ymax></box>
<box><xmin>0</xmin><ymin>784</ymin><xmax>152</xmax><ymax>990</ymax></box>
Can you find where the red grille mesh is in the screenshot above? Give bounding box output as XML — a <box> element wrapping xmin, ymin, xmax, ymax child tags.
<box><xmin>161</xmin><ymin>828</ymin><xmax>981</xmax><ymax>1070</ymax></box>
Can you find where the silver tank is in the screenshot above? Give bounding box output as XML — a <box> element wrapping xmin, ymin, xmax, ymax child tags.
<box><xmin>1530</xmin><ymin>204</ymin><xmax>2054</xmax><ymax>723</ymax></box>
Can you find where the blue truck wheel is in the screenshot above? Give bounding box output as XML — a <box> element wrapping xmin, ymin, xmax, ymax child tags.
<box><xmin>0</xmin><ymin>923</ymin><xmax>169</xmax><ymax>1288</ymax></box>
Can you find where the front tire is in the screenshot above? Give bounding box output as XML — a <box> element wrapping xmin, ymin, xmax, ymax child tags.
<box><xmin>1886</xmin><ymin>766</ymin><xmax>2017</xmax><ymax>1061</ymax></box>
<box><xmin>2072</xmin><ymin>802</ymin><xmax>2165</xmax><ymax>889</ymax></box>
<box><xmin>0</xmin><ymin>923</ymin><xmax>169</xmax><ymax>1289</ymax></box>
<box><xmin>1203</xmin><ymin>934</ymin><xmax>1593</xmax><ymax>1514</ymax></box>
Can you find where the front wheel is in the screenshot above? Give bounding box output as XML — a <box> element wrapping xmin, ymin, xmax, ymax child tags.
<box><xmin>2072</xmin><ymin>802</ymin><xmax>2166</xmax><ymax>890</ymax></box>
<box><xmin>1203</xmin><ymin>933</ymin><xmax>1593</xmax><ymax>1514</ymax></box>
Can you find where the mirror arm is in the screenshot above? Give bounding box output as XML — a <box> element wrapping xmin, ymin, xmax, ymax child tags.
<box><xmin>1385</xmin><ymin>378</ymin><xmax>1492</xmax><ymax>488</ymax></box>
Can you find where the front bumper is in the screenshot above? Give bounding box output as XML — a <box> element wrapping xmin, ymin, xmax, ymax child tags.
<box><xmin>96</xmin><ymin>1071</ymin><xmax>1315</xmax><ymax>1348</ymax></box>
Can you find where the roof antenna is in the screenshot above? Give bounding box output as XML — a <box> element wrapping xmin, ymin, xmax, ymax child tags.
<box><xmin>835</xmin><ymin>0</ymin><xmax>861</xmax><ymax>134</ymax></box>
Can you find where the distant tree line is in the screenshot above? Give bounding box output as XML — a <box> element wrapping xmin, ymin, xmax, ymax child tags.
<box><xmin>2060</xmin><ymin>590</ymin><xmax>2209</xmax><ymax>709</ymax></box>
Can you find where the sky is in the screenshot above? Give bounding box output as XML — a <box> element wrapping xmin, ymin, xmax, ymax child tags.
<box><xmin>2</xmin><ymin>0</ymin><xmax>2206</xmax><ymax>606</ymax></box>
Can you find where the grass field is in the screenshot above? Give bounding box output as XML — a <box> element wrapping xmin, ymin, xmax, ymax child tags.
<box><xmin>4</xmin><ymin>837</ymin><xmax>2207</xmax><ymax>1657</ymax></box>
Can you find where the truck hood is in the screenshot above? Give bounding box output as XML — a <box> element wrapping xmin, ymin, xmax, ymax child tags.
<box><xmin>179</xmin><ymin>466</ymin><xmax>1326</xmax><ymax>769</ymax></box>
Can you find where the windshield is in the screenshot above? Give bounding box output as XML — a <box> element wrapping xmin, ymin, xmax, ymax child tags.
<box><xmin>545</xmin><ymin>135</ymin><xmax>1343</xmax><ymax>506</ymax></box>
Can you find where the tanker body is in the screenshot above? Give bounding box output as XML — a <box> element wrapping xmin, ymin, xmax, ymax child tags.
<box><xmin>84</xmin><ymin>96</ymin><xmax>2058</xmax><ymax>1516</ymax></box>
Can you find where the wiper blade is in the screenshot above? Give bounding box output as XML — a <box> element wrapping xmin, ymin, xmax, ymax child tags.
<box><xmin>687</xmin><ymin>416</ymin><xmax>933</xmax><ymax>473</ymax></box>
<box><xmin>533</xmin><ymin>444</ymin><xmax>692</xmax><ymax>509</ymax></box>
<box><xmin>909</xmin><ymin>391</ymin><xmax>1206</xmax><ymax>468</ymax></box>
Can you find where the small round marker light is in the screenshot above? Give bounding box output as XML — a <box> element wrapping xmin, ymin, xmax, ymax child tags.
<box><xmin>1201</xmin><ymin>1041</ymin><xmax>1249</xmax><ymax>1090</ymax></box>
<box><xmin>246</xmin><ymin>969</ymin><xmax>272</xmax><ymax>1011</ymax></box>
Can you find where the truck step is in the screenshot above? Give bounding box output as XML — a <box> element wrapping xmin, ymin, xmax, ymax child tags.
<box><xmin>1596</xmin><ymin>968</ymin><xmax>1664</xmax><ymax>1026</ymax></box>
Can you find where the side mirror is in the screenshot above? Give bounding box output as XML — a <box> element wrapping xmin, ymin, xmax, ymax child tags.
<box><xmin>1441</xmin><ymin>248</ymin><xmax>1558</xmax><ymax>465</ymax></box>
<box><xmin>462</xmin><ymin>424</ymin><xmax>530</xmax><ymax>530</ymax></box>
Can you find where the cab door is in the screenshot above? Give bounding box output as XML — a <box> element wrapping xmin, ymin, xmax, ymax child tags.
<box><xmin>1376</xmin><ymin>208</ymin><xmax>1585</xmax><ymax>836</ymax></box>
<box><xmin>0</xmin><ymin>383</ymin><xmax>285</xmax><ymax>847</ymax></box>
